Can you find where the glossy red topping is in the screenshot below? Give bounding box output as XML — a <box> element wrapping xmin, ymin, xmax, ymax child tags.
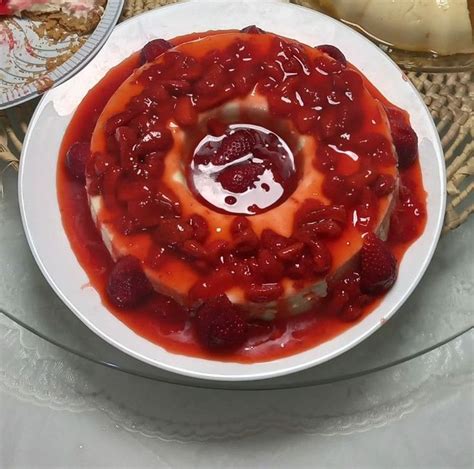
<box><xmin>57</xmin><ymin>30</ymin><xmax>427</xmax><ymax>361</ymax></box>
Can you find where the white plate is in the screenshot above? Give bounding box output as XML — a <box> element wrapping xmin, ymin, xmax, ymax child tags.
<box><xmin>18</xmin><ymin>0</ymin><xmax>446</xmax><ymax>381</ymax></box>
<box><xmin>0</xmin><ymin>0</ymin><xmax>124</xmax><ymax>110</ymax></box>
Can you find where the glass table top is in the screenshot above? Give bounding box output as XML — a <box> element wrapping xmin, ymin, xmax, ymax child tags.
<box><xmin>0</xmin><ymin>167</ymin><xmax>472</xmax><ymax>390</ymax></box>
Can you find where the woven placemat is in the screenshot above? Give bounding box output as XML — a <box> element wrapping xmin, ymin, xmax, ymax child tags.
<box><xmin>1</xmin><ymin>0</ymin><xmax>473</xmax><ymax>232</ymax></box>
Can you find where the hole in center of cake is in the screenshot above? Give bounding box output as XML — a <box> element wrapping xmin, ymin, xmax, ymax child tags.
<box><xmin>189</xmin><ymin>123</ymin><xmax>298</xmax><ymax>215</ymax></box>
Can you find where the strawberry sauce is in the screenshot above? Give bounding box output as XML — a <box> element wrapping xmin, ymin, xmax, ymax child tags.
<box><xmin>57</xmin><ymin>29</ymin><xmax>427</xmax><ymax>363</ymax></box>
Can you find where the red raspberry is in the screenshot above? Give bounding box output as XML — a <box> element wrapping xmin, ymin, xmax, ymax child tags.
<box><xmin>217</xmin><ymin>162</ymin><xmax>264</xmax><ymax>193</ymax></box>
<box><xmin>360</xmin><ymin>233</ymin><xmax>397</xmax><ymax>294</ymax></box>
<box><xmin>195</xmin><ymin>295</ymin><xmax>248</xmax><ymax>351</ymax></box>
<box><xmin>106</xmin><ymin>256</ymin><xmax>153</xmax><ymax>308</ymax></box>
<box><xmin>212</xmin><ymin>130</ymin><xmax>255</xmax><ymax>166</ymax></box>
<box><xmin>65</xmin><ymin>142</ymin><xmax>90</xmax><ymax>183</ymax></box>
<box><xmin>140</xmin><ymin>38</ymin><xmax>173</xmax><ymax>65</ymax></box>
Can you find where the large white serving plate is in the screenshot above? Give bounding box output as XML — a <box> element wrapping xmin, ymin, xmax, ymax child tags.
<box><xmin>18</xmin><ymin>0</ymin><xmax>446</xmax><ymax>381</ymax></box>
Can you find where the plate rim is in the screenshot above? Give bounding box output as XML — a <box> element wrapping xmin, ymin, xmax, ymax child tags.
<box><xmin>18</xmin><ymin>0</ymin><xmax>447</xmax><ymax>381</ymax></box>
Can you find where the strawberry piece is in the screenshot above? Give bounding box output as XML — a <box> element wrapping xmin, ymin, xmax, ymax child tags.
<box><xmin>133</xmin><ymin>127</ymin><xmax>173</xmax><ymax>157</ymax></box>
<box><xmin>247</xmin><ymin>283</ymin><xmax>284</xmax><ymax>303</ymax></box>
<box><xmin>286</xmin><ymin>252</ymin><xmax>314</xmax><ymax>279</ymax></box>
<box><xmin>207</xmin><ymin>118</ymin><xmax>228</xmax><ymax>137</ymax></box>
<box><xmin>357</xmin><ymin>133</ymin><xmax>395</xmax><ymax>167</ymax></box>
<box><xmin>153</xmin><ymin>218</ymin><xmax>194</xmax><ymax>247</ymax></box>
<box><xmin>105</xmin><ymin>110</ymin><xmax>137</xmax><ymax>136</ymax></box>
<box><xmin>106</xmin><ymin>256</ymin><xmax>153</xmax><ymax>308</ymax></box>
<box><xmin>217</xmin><ymin>162</ymin><xmax>264</xmax><ymax>193</ymax></box>
<box><xmin>276</xmin><ymin>241</ymin><xmax>304</xmax><ymax>261</ymax></box>
<box><xmin>257</xmin><ymin>249</ymin><xmax>284</xmax><ymax>282</ymax></box>
<box><xmin>65</xmin><ymin>142</ymin><xmax>90</xmax><ymax>183</ymax></box>
<box><xmin>261</xmin><ymin>229</ymin><xmax>290</xmax><ymax>253</ymax></box>
<box><xmin>391</xmin><ymin>126</ymin><xmax>418</xmax><ymax>169</ymax></box>
<box><xmin>174</xmin><ymin>96</ymin><xmax>198</xmax><ymax>126</ymax></box>
<box><xmin>372</xmin><ymin>173</ymin><xmax>396</xmax><ymax>197</ymax></box>
<box><xmin>195</xmin><ymin>295</ymin><xmax>248</xmax><ymax>351</ymax></box>
<box><xmin>307</xmin><ymin>239</ymin><xmax>332</xmax><ymax>274</ymax></box>
<box><xmin>187</xmin><ymin>214</ymin><xmax>210</xmax><ymax>243</ymax></box>
<box><xmin>181</xmin><ymin>240</ymin><xmax>208</xmax><ymax>260</ymax></box>
<box><xmin>211</xmin><ymin>129</ymin><xmax>255</xmax><ymax>166</ymax></box>
<box><xmin>316</xmin><ymin>44</ymin><xmax>347</xmax><ymax>66</ymax></box>
<box><xmin>231</xmin><ymin>217</ymin><xmax>259</xmax><ymax>254</ymax></box>
<box><xmin>115</xmin><ymin>126</ymin><xmax>138</xmax><ymax>169</ymax></box>
<box><xmin>147</xmin><ymin>294</ymin><xmax>188</xmax><ymax>334</ymax></box>
<box><xmin>340</xmin><ymin>304</ymin><xmax>363</xmax><ymax>322</ymax></box>
<box><xmin>360</xmin><ymin>233</ymin><xmax>397</xmax><ymax>294</ymax></box>
<box><xmin>140</xmin><ymin>39</ymin><xmax>173</xmax><ymax>65</ymax></box>
<box><xmin>294</xmin><ymin>107</ymin><xmax>319</xmax><ymax>134</ymax></box>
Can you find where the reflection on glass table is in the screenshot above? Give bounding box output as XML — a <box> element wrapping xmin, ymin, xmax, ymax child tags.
<box><xmin>0</xmin><ymin>169</ymin><xmax>472</xmax><ymax>390</ymax></box>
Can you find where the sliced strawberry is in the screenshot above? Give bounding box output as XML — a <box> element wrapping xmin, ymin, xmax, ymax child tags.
<box><xmin>140</xmin><ymin>38</ymin><xmax>173</xmax><ymax>65</ymax></box>
<box><xmin>153</xmin><ymin>218</ymin><xmax>194</xmax><ymax>247</ymax></box>
<box><xmin>174</xmin><ymin>96</ymin><xmax>198</xmax><ymax>126</ymax></box>
<box><xmin>133</xmin><ymin>127</ymin><xmax>173</xmax><ymax>157</ymax></box>
<box><xmin>187</xmin><ymin>214</ymin><xmax>210</xmax><ymax>243</ymax></box>
<box><xmin>372</xmin><ymin>173</ymin><xmax>396</xmax><ymax>197</ymax></box>
<box><xmin>65</xmin><ymin>142</ymin><xmax>90</xmax><ymax>183</ymax></box>
<box><xmin>230</xmin><ymin>217</ymin><xmax>259</xmax><ymax>254</ymax></box>
<box><xmin>257</xmin><ymin>249</ymin><xmax>284</xmax><ymax>282</ymax></box>
<box><xmin>261</xmin><ymin>229</ymin><xmax>290</xmax><ymax>253</ymax></box>
<box><xmin>211</xmin><ymin>129</ymin><xmax>255</xmax><ymax>166</ymax></box>
<box><xmin>217</xmin><ymin>162</ymin><xmax>264</xmax><ymax>193</ymax></box>
<box><xmin>247</xmin><ymin>283</ymin><xmax>283</xmax><ymax>303</ymax></box>
<box><xmin>106</xmin><ymin>256</ymin><xmax>153</xmax><ymax>308</ymax></box>
<box><xmin>360</xmin><ymin>233</ymin><xmax>397</xmax><ymax>294</ymax></box>
<box><xmin>195</xmin><ymin>295</ymin><xmax>248</xmax><ymax>351</ymax></box>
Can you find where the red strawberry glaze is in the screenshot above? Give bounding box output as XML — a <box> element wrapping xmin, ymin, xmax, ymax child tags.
<box><xmin>57</xmin><ymin>31</ymin><xmax>427</xmax><ymax>363</ymax></box>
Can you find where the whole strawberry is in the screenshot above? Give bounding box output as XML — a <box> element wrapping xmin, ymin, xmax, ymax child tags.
<box><xmin>211</xmin><ymin>129</ymin><xmax>255</xmax><ymax>166</ymax></box>
<box><xmin>217</xmin><ymin>162</ymin><xmax>264</xmax><ymax>193</ymax></box>
<box><xmin>195</xmin><ymin>295</ymin><xmax>248</xmax><ymax>351</ymax></box>
<box><xmin>360</xmin><ymin>233</ymin><xmax>397</xmax><ymax>294</ymax></box>
<box><xmin>107</xmin><ymin>256</ymin><xmax>153</xmax><ymax>308</ymax></box>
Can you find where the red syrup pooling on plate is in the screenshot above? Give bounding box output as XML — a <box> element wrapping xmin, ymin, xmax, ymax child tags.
<box><xmin>57</xmin><ymin>28</ymin><xmax>427</xmax><ymax>362</ymax></box>
<box><xmin>189</xmin><ymin>124</ymin><xmax>298</xmax><ymax>215</ymax></box>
